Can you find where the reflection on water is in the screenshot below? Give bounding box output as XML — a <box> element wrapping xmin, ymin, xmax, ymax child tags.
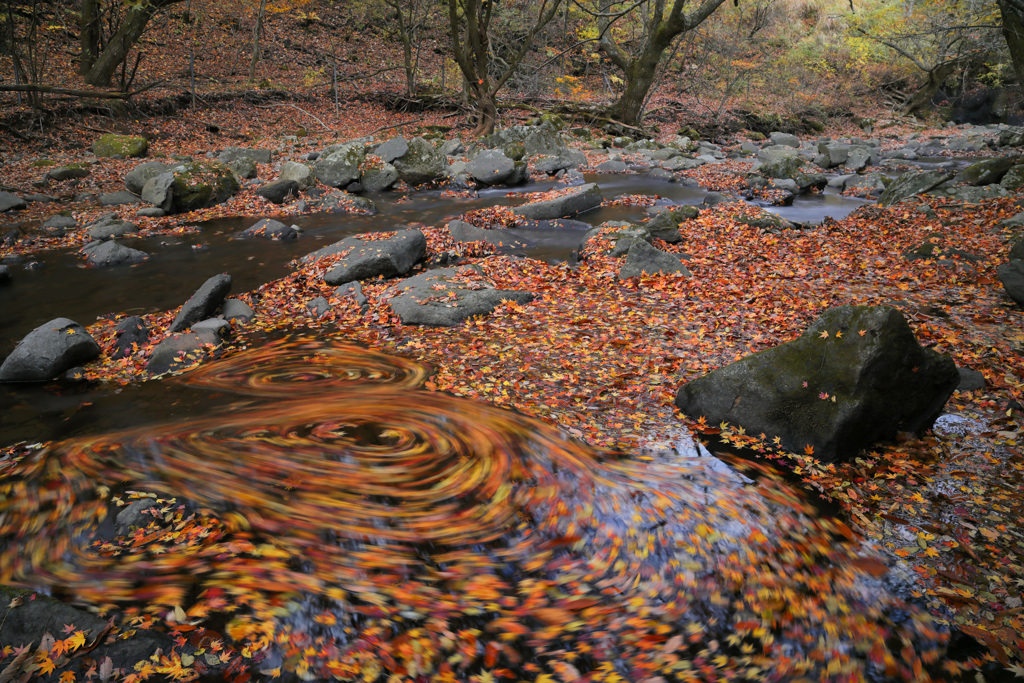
<box><xmin>0</xmin><ymin>339</ymin><xmax>952</xmax><ymax>680</ymax></box>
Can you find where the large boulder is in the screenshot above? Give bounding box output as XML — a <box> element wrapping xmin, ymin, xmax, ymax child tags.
<box><xmin>879</xmin><ymin>170</ymin><xmax>954</xmax><ymax>206</ymax></box>
<box><xmin>81</xmin><ymin>239</ymin><xmax>149</xmax><ymax>267</ymax></box>
<box><xmin>0</xmin><ymin>318</ymin><xmax>101</xmax><ymax>382</ymax></box>
<box><xmin>393</xmin><ymin>137</ymin><xmax>445</xmax><ymax>185</ymax></box>
<box><xmin>0</xmin><ymin>191</ymin><xmax>27</xmax><ymax>212</ymax></box>
<box><xmin>467</xmin><ymin>149</ymin><xmax>516</xmax><ymax>185</ymax></box>
<box><xmin>675</xmin><ymin>305</ymin><xmax>960</xmax><ymax>462</ymax></box>
<box><xmin>147</xmin><ymin>333</ymin><xmax>212</xmax><ymax>375</ymax></box>
<box><xmin>279</xmin><ymin>161</ymin><xmax>316</xmax><ymax>190</ymax></box>
<box><xmin>125</xmin><ymin>160</ymin><xmax>171</xmax><ymax>195</ymax></box>
<box><xmin>256</xmin><ymin>179</ymin><xmax>299</xmax><ymax>204</ymax></box>
<box><xmin>314</xmin><ymin>142</ymin><xmax>366</xmax><ymax>188</ymax></box>
<box><xmin>218</xmin><ymin>146</ymin><xmax>272</xmax><ymax>165</ymax></box>
<box><xmin>168</xmin><ymin>273</ymin><xmax>232</xmax><ymax>333</ymax></box>
<box><xmin>93</xmin><ymin>133</ymin><xmax>149</xmax><ymax>158</ymax></box>
<box><xmin>360</xmin><ymin>159</ymin><xmax>400</xmax><ymax>192</ymax></box>
<box><xmin>618</xmin><ymin>240</ymin><xmax>691</xmax><ymax>279</ymax></box>
<box><xmin>998</xmin><ymin>260</ymin><xmax>1024</xmax><ymax>306</ymax></box>
<box><xmin>956</xmin><ymin>156</ymin><xmax>1020</xmax><ymax>186</ymax></box>
<box><xmin>373</xmin><ymin>137</ymin><xmax>409</xmax><ymax>163</ymax></box>
<box><xmin>87</xmin><ymin>215</ymin><xmax>139</xmax><ymax>240</ymax></box>
<box><xmin>111</xmin><ymin>316</ymin><xmax>149</xmax><ymax>359</ymax></box>
<box><xmin>142</xmin><ymin>162</ymin><xmax>240</xmax><ymax>214</ymax></box>
<box><xmin>46</xmin><ymin>164</ymin><xmax>90</xmax><ymax>181</ymax></box>
<box><xmin>302</xmin><ymin>230</ymin><xmax>427</xmax><ymax>285</ymax></box>
<box><xmin>513</xmin><ymin>183</ymin><xmax>602</xmax><ymax>220</ymax></box>
<box><xmin>387</xmin><ymin>265</ymin><xmax>534</xmax><ymax>326</ymax></box>
<box><xmin>523</xmin><ymin>128</ymin><xmax>564</xmax><ymax>156</ymax></box>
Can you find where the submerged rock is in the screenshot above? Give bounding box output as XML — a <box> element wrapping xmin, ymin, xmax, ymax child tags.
<box><xmin>388</xmin><ymin>265</ymin><xmax>534</xmax><ymax>326</ymax></box>
<box><xmin>0</xmin><ymin>318</ymin><xmax>101</xmax><ymax>382</ymax></box>
<box><xmin>81</xmin><ymin>239</ymin><xmax>149</xmax><ymax>267</ymax></box>
<box><xmin>675</xmin><ymin>305</ymin><xmax>959</xmax><ymax>462</ymax></box>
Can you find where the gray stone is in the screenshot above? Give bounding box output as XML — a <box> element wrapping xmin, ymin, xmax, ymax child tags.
<box><xmin>87</xmin><ymin>219</ymin><xmax>139</xmax><ymax>240</ymax></box>
<box><xmin>757</xmin><ymin>145</ymin><xmax>800</xmax><ymax>164</ymax></box>
<box><xmin>447</xmin><ymin>219</ymin><xmax>529</xmax><ymax>248</ymax></box>
<box><xmin>513</xmin><ymin>183</ymin><xmax>602</xmax><ymax>220</ymax></box>
<box><xmin>111</xmin><ymin>316</ymin><xmax>148</xmax><ymax>359</ymax></box>
<box><xmin>335</xmin><ymin>280</ymin><xmax>368</xmax><ymax>308</ymax></box>
<box><xmin>532</xmin><ymin>154</ymin><xmax>577</xmax><ymax>174</ymax></box>
<box><xmin>0</xmin><ymin>318</ymin><xmax>101</xmax><ymax>382</ymax></box>
<box><xmin>388</xmin><ymin>265</ymin><xmax>534</xmax><ymax>326</ymax></box>
<box><xmin>0</xmin><ymin>191</ymin><xmax>27</xmax><ymax>212</ymax></box>
<box><xmin>879</xmin><ymin>170</ymin><xmax>955</xmax><ymax>206</ymax></box>
<box><xmin>998</xmin><ymin>259</ymin><xmax>1024</xmax><ymax>306</ymax></box>
<box><xmin>307</xmin><ymin>296</ymin><xmax>332</xmax><ymax>318</ymax></box>
<box><xmin>227</xmin><ymin>157</ymin><xmax>258</xmax><ymax>180</ymax></box>
<box><xmin>256</xmin><ymin>179</ymin><xmax>299</xmax><ymax>204</ymax></box>
<box><xmin>222</xmin><ymin>298</ymin><xmax>255</xmax><ymax>323</ymax></box>
<box><xmin>393</xmin><ymin>137</ymin><xmax>445</xmax><ymax>185</ymax></box>
<box><xmin>136</xmin><ymin>207</ymin><xmax>166</xmax><ymax>217</ymax></box>
<box><xmin>239</xmin><ymin>218</ymin><xmax>298</xmax><ymax>239</ymax></box>
<box><xmin>643</xmin><ymin>208</ymin><xmax>695</xmax><ymax>244</ymax></box>
<box><xmin>769</xmin><ymin>132</ymin><xmax>800</xmax><ymax>147</ymax></box>
<box><xmin>125</xmin><ymin>161</ymin><xmax>171</xmax><ymax>195</ymax></box>
<box><xmin>660</xmin><ymin>156</ymin><xmax>703</xmax><ymax>171</ymax></box>
<box><xmin>373</xmin><ymin>137</ymin><xmax>409</xmax><ymax>163</ymax></box>
<box><xmin>956</xmin><ymin>157</ymin><xmax>1019</xmax><ymax>186</ymax></box>
<box><xmin>168</xmin><ymin>273</ymin><xmax>232</xmax><ymax>333</ymax></box>
<box><xmin>596</xmin><ymin>160</ymin><xmax>629</xmax><ymax>173</ymax></box>
<box><xmin>147</xmin><ymin>333</ymin><xmax>211</xmax><ymax>375</ymax></box>
<box><xmin>1000</xmin><ymin>164</ymin><xmax>1024</xmax><ymax>190</ymax></box>
<box><xmin>314</xmin><ymin>142</ymin><xmax>366</xmax><ymax>188</ymax></box>
<box><xmin>579</xmin><ymin>223</ymin><xmax>651</xmax><ymax>259</ymax></box>
<box><xmin>360</xmin><ymin>161</ymin><xmax>399</xmax><ymax>192</ymax></box>
<box><xmin>757</xmin><ymin>156</ymin><xmax>802</xmax><ymax>179</ymax></box>
<box><xmin>192</xmin><ymin>317</ymin><xmax>231</xmax><ymax>343</ymax></box>
<box><xmin>279</xmin><ymin>161</ymin><xmax>316</xmax><ymax>190</ymax></box>
<box><xmin>218</xmin><ymin>146</ymin><xmax>272</xmax><ymax>164</ymax></box>
<box><xmin>46</xmin><ymin>164</ymin><xmax>91</xmax><ymax>181</ymax></box>
<box><xmin>467</xmin><ymin>149</ymin><xmax>516</xmax><ymax>185</ymax></box>
<box><xmin>99</xmin><ymin>190</ymin><xmax>142</xmax><ymax>206</ymax></box>
<box><xmin>301</xmin><ymin>230</ymin><xmax>426</xmax><ymax>285</ymax></box>
<box><xmin>844</xmin><ymin>146</ymin><xmax>873</xmax><ymax>172</ymax></box>
<box><xmin>618</xmin><ymin>240</ymin><xmax>691</xmax><ymax>279</ymax></box>
<box><xmin>957</xmin><ymin>367</ymin><xmax>986</xmax><ymax>392</ymax></box>
<box><xmin>41</xmin><ymin>214</ymin><xmax>76</xmax><ymax>230</ymax></box>
<box><xmin>703</xmin><ymin>192</ymin><xmax>730</xmax><ymax>206</ymax></box>
<box><xmin>523</xmin><ymin>129</ymin><xmax>564</xmax><ymax>156</ymax></box>
<box><xmin>440</xmin><ymin>139</ymin><xmax>466</xmax><ymax>156</ymax></box>
<box><xmin>81</xmin><ymin>239</ymin><xmax>148</xmax><ymax>266</ymax></box>
<box><xmin>675</xmin><ymin>305</ymin><xmax>959</xmax><ymax>463</ymax></box>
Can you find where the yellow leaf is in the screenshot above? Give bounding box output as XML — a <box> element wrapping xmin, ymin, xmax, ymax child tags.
<box><xmin>65</xmin><ymin>630</ymin><xmax>86</xmax><ymax>652</ymax></box>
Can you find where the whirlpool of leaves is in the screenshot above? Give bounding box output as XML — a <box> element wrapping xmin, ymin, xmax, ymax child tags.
<box><xmin>0</xmin><ymin>339</ymin><xmax>963</xmax><ymax>682</ymax></box>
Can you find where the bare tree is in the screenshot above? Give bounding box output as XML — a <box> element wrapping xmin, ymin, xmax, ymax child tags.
<box><xmin>448</xmin><ymin>0</ymin><xmax>564</xmax><ymax>136</ymax></box>
<box><xmin>589</xmin><ymin>0</ymin><xmax>730</xmax><ymax>126</ymax></box>
<box><xmin>385</xmin><ymin>0</ymin><xmax>433</xmax><ymax>96</ymax></box>
<box><xmin>82</xmin><ymin>0</ymin><xmax>188</xmax><ymax>87</ymax></box>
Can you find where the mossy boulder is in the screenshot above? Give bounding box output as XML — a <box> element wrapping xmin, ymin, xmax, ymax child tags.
<box><xmin>675</xmin><ymin>305</ymin><xmax>959</xmax><ymax>463</ymax></box>
<box><xmin>314</xmin><ymin>142</ymin><xmax>366</xmax><ymax>188</ymax></box>
<box><xmin>168</xmin><ymin>161</ymin><xmax>240</xmax><ymax>213</ymax></box>
<box><xmin>879</xmin><ymin>170</ymin><xmax>954</xmax><ymax>206</ymax></box>
<box><xmin>93</xmin><ymin>134</ymin><xmax>149</xmax><ymax>158</ymax></box>
<box><xmin>955</xmin><ymin>156</ymin><xmax>1020</xmax><ymax>186</ymax></box>
<box><xmin>393</xmin><ymin>136</ymin><xmax>446</xmax><ymax>185</ymax></box>
<box><xmin>1000</xmin><ymin>164</ymin><xmax>1024</xmax><ymax>190</ymax></box>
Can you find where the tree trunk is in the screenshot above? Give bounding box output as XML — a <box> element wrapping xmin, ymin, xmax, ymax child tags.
<box><xmin>607</xmin><ymin>56</ymin><xmax>659</xmax><ymax>126</ymax></box>
<box><xmin>84</xmin><ymin>1</ymin><xmax>172</xmax><ymax>87</ymax></box>
<box><xmin>248</xmin><ymin>0</ymin><xmax>267</xmax><ymax>83</ymax></box>
<box><xmin>79</xmin><ymin>0</ymin><xmax>100</xmax><ymax>76</ymax></box>
<box><xmin>473</xmin><ymin>88</ymin><xmax>497</xmax><ymax>136</ymax></box>
<box><xmin>999</xmin><ymin>0</ymin><xmax>1024</xmax><ymax>90</ymax></box>
<box><xmin>905</xmin><ymin>58</ymin><xmax>964</xmax><ymax>115</ymax></box>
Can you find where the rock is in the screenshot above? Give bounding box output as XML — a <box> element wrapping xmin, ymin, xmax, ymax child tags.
<box><xmin>2</xmin><ymin>189</ymin><xmax>32</xmax><ymax>210</ymax></box>
<box><xmin>222</xmin><ymin>298</ymin><xmax>255</xmax><ymax>323</ymax></box>
<box><xmin>1000</xmin><ymin>164</ymin><xmax>1024</xmax><ymax>190</ymax></box>
<box><xmin>736</xmin><ymin>211</ymin><xmax>795</xmax><ymax>231</ymax></box>
<box><xmin>0</xmin><ymin>318</ymin><xmax>101</xmax><ymax>382</ymax></box>
<box><xmin>136</xmin><ymin>207</ymin><xmax>165</xmax><ymax>217</ymax></box>
<box><xmin>447</xmin><ymin>219</ymin><xmax>529</xmax><ymax>248</ymax></box>
<box><xmin>93</xmin><ymin>134</ymin><xmax>149</xmax><ymax>158</ymax></box>
<box><xmin>956</xmin><ymin>156</ymin><xmax>1019</xmax><ymax>186</ymax></box>
<box><xmin>879</xmin><ymin>170</ymin><xmax>954</xmax><ymax>206</ymax></box>
<box><xmin>618</xmin><ymin>240</ymin><xmax>691</xmax><ymax>279</ymax></box>
<box><xmin>168</xmin><ymin>273</ymin><xmax>232</xmax><ymax>333</ymax></box>
<box><xmin>957</xmin><ymin>367</ymin><xmax>986</xmax><ymax>392</ymax></box>
<box><xmin>125</xmin><ymin>160</ymin><xmax>171</xmax><ymax>195</ymax></box>
<box><xmin>192</xmin><ymin>317</ymin><xmax>231</xmax><ymax>343</ymax></box>
<box><xmin>467</xmin><ymin>149</ymin><xmax>516</xmax><ymax>185</ymax></box>
<box><xmin>393</xmin><ymin>137</ymin><xmax>445</xmax><ymax>185</ymax></box>
<box><xmin>769</xmin><ymin>131</ymin><xmax>800</xmax><ymax>147</ymax></box>
<box><xmin>387</xmin><ymin>265</ymin><xmax>534</xmax><ymax>326</ymax></box>
<box><xmin>307</xmin><ymin>296</ymin><xmax>332</xmax><ymax>318</ymax></box>
<box><xmin>579</xmin><ymin>223</ymin><xmax>652</xmax><ymax>259</ymax></box>
<box><xmin>523</xmin><ymin>129</ymin><xmax>564</xmax><ymax>156</ymax></box>
<box><xmin>99</xmin><ymin>190</ymin><xmax>142</xmax><ymax>206</ymax></box>
<box><xmin>513</xmin><ymin>183</ymin><xmax>602</xmax><ymax>220</ymax></box>
<box><xmin>675</xmin><ymin>305</ymin><xmax>960</xmax><ymax>462</ymax></box>
<box><xmin>440</xmin><ymin>139</ymin><xmax>465</xmax><ymax>156</ymax></box>
<box><xmin>373</xmin><ymin>137</ymin><xmax>409</xmax><ymax>163</ymax></box>
<box><xmin>81</xmin><ymin>239</ymin><xmax>149</xmax><ymax>266</ymax></box>
<box><xmin>111</xmin><ymin>316</ymin><xmax>149</xmax><ymax>359</ymax></box>
<box><xmin>87</xmin><ymin>218</ymin><xmax>139</xmax><ymax>240</ymax></box>
<box><xmin>227</xmin><ymin>157</ymin><xmax>258</xmax><ymax>180</ymax></box>
<box><xmin>702</xmin><ymin>192</ymin><xmax>730</xmax><ymax>206</ymax></box>
<box><xmin>360</xmin><ymin>160</ymin><xmax>399</xmax><ymax>192</ymax></box>
<box><xmin>844</xmin><ymin>174</ymin><xmax>886</xmax><ymax>193</ymax></box>
<box><xmin>115</xmin><ymin>498</ymin><xmax>162</xmax><ymax>533</ymax></box>
<box><xmin>147</xmin><ymin>333</ymin><xmax>211</xmax><ymax>374</ymax></box>
<box><xmin>757</xmin><ymin>145</ymin><xmax>800</xmax><ymax>164</ymax></box>
<box><xmin>142</xmin><ymin>162</ymin><xmax>239</xmax><ymax>214</ymax></box>
<box><xmin>0</xmin><ymin>265</ymin><xmax>8</xmax><ymax>283</ymax></box>
<box><xmin>998</xmin><ymin>260</ymin><xmax>1024</xmax><ymax>306</ymax></box>
<box><xmin>934</xmin><ymin>184</ymin><xmax>1009</xmax><ymax>203</ymax></box>
<box><xmin>314</xmin><ymin>142</ymin><xmax>366</xmax><ymax>188</ymax></box>
<box><xmin>256</xmin><ymin>179</ymin><xmax>299</xmax><ymax>204</ymax></box>
<box><xmin>45</xmin><ymin>164</ymin><xmax>90</xmax><ymax>181</ymax></box>
<box><xmin>757</xmin><ymin>156</ymin><xmax>802</xmax><ymax>179</ymax></box>
<box><xmin>643</xmin><ymin>209</ymin><xmax>693</xmax><ymax>244</ymax></box>
<box><xmin>279</xmin><ymin>161</ymin><xmax>315</xmax><ymax>190</ymax></box>
<box><xmin>218</xmin><ymin>146</ymin><xmax>272</xmax><ymax>164</ymax></box>
<box><xmin>335</xmin><ymin>280</ymin><xmax>368</xmax><ymax>308</ymax></box>
<box><xmin>661</xmin><ymin>156</ymin><xmax>703</xmax><ymax>171</ymax></box>
<box><xmin>239</xmin><ymin>218</ymin><xmax>298</xmax><ymax>239</ymax></box>
<box><xmin>306</xmin><ymin>189</ymin><xmax>377</xmax><ymax>215</ymax></box>
<box><xmin>596</xmin><ymin>160</ymin><xmax>629</xmax><ymax>173</ymax></box>
<box><xmin>302</xmin><ymin>230</ymin><xmax>426</xmax><ymax>285</ymax></box>
<box><xmin>532</xmin><ymin>154</ymin><xmax>577</xmax><ymax>175</ymax></box>
<box><xmin>42</xmin><ymin>214</ymin><xmax>77</xmax><ymax>231</ymax></box>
